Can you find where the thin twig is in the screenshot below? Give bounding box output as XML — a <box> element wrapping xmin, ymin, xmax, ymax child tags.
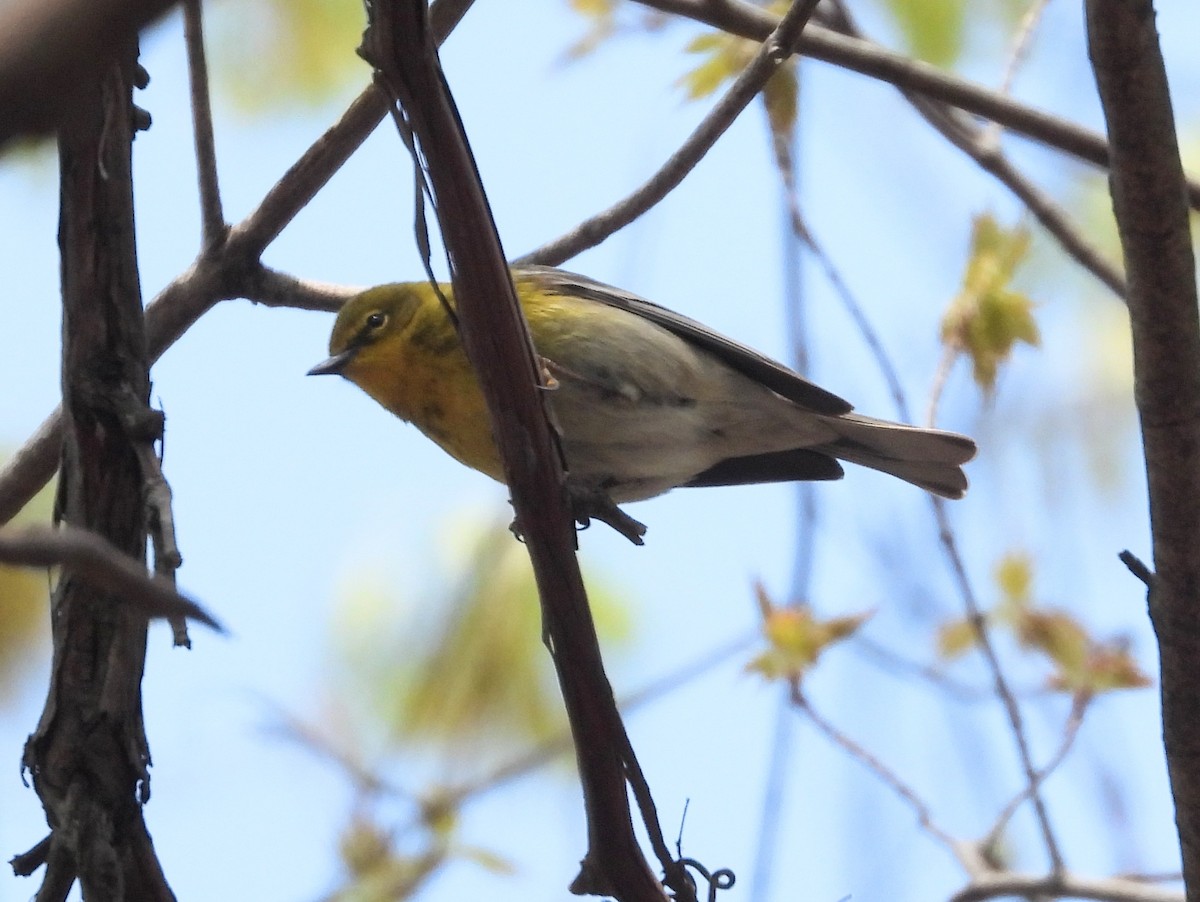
<box><xmin>852</xmin><ymin>635</ymin><xmax>997</xmax><ymax>703</ymax></box>
<box><xmin>930</xmin><ymin>496</ymin><xmax>1065</xmax><ymax>872</ymax></box>
<box><xmin>239</xmin><ymin>266</ymin><xmax>358</xmax><ymax>312</ymax></box>
<box><xmin>182</xmin><ymin>0</ymin><xmax>225</xmax><ymax>245</ymax></box>
<box><xmin>516</xmin><ymin>0</ymin><xmax>824</xmax><ymax>268</ymax></box>
<box><xmin>751</xmin><ymin>98</ymin><xmax>818</xmax><ymax>902</ymax></box>
<box><xmin>783</xmin><ymin>200</ymin><xmax>914</xmax><ymax>422</ymax></box>
<box><xmin>925</xmin><ymin>344</ymin><xmax>959</xmax><ymax>429</ymax></box>
<box><xmin>996</xmin><ymin>0</ymin><xmax>1052</xmax><ymax>100</ymax></box>
<box><xmin>982</xmin><ymin>691</ymin><xmax>1091</xmax><ymax>850</ymax></box>
<box><xmin>132</xmin><ymin>433</ymin><xmax>187</xmax><ymax>645</ymax></box>
<box><xmin>790</xmin><ymin>683</ymin><xmax>963</xmax><ymax>858</ymax></box>
<box><xmin>1119</xmin><ymin>549</ymin><xmax>1154</xmax><ymax>590</ymax></box>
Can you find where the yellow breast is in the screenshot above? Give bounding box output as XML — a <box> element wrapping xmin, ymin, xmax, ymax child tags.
<box><xmin>342</xmin><ymin>304</ymin><xmax>505</xmax><ymax>481</ymax></box>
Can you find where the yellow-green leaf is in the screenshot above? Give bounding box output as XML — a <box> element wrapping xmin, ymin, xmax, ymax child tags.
<box><xmin>0</xmin><ymin>470</ymin><xmax>54</xmax><ymax>706</ymax></box>
<box><xmin>329</xmin><ymin>516</ymin><xmax>632</xmax><ymax>763</ymax></box>
<box><xmin>563</xmin><ymin>0</ymin><xmax>619</xmax><ymax>60</ymax></box>
<box><xmin>339</xmin><ymin>816</ymin><xmax>394</xmax><ymax>879</ymax></box>
<box><xmin>762</xmin><ymin>62</ymin><xmax>798</xmax><ymax>142</ymax></box>
<box><xmin>570</xmin><ymin>0</ymin><xmax>617</xmax><ymax>16</ymax></box>
<box><xmin>942</xmin><ymin>213</ymin><xmax>1040</xmax><ymax>391</ymax></box>
<box><xmin>995</xmin><ymin>552</ymin><xmax>1033</xmax><ymax>608</ymax></box>
<box><xmin>747</xmin><ymin>584</ymin><xmax>870</xmax><ymax>682</ymax></box>
<box><xmin>456</xmin><ymin>845</ymin><xmax>517</xmax><ymax>876</ymax></box>
<box><xmin>881</xmin><ymin>0</ymin><xmax>968</xmax><ymax>66</ymax></box>
<box><xmin>210</xmin><ymin>0</ymin><xmax>367</xmax><ymax>112</ymax></box>
<box><xmin>936</xmin><ymin>616</ymin><xmax>981</xmax><ymax>659</ymax></box>
<box><xmin>678</xmin><ymin>30</ymin><xmax>753</xmax><ymax>101</ymax></box>
<box><xmin>1048</xmin><ymin>642</ymin><xmax>1152</xmax><ymax>695</ymax></box>
<box><xmin>1014</xmin><ymin>608</ymin><xmax>1089</xmax><ymax>673</ymax></box>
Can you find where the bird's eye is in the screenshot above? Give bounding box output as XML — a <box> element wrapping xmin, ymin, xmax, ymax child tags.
<box><xmin>366</xmin><ymin>311</ymin><xmax>388</xmax><ymax>330</ymax></box>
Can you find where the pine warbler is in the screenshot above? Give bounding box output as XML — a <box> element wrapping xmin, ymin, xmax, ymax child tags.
<box><xmin>309</xmin><ymin>266</ymin><xmax>975</xmax><ymax>517</ymax></box>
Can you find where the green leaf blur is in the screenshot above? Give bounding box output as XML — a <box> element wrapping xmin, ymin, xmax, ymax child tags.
<box><xmin>0</xmin><ymin>471</ymin><xmax>54</xmax><ymax>706</ymax></box>
<box><xmin>209</xmin><ymin>0</ymin><xmax>367</xmax><ymax>112</ymax></box>
<box><xmin>329</xmin><ymin>516</ymin><xmax>632</xmax><ymax>765</ymax></box>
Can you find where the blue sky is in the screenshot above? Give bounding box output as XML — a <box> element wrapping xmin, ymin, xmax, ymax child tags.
<box><xmin>2</xmin><ymin>2</ymin><xmax>1198</xmax><ymax>900</ymax></box>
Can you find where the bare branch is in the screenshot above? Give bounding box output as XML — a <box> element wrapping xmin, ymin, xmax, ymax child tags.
<box><xmin>790</xmin><ymin>684</ymin><xmax>963</xmax><ymax>860</ymax></box>
<box><xmin>516</xmin><ymin>0</ymin><xmax>822</xmax><ymax>268</ymax></box>
<box><xmin>949</xmin><ymin>871</ymin><xmax>1184</xmax><ymax>902</ymax></box>
<box><xmin>182</xmin><ymin>0</ymin><xmax>225</xmax><ymax>245</ymax></box>
<box><xmin>993</xmin><ymin>0</ymin><xmax>1052</xmax><ymax>101</ymax></box>
<box><xmin>982</xmin><ymin>692</ymin><xmax>1091</xmax><ymax>850</ymax></box>
<box><xmin>826</xmin><ymin>0</ymin><xmax>1127</xmax><ymax>300</ymax></box>
<box><xmin>240</xmin><ymin>266</ymin><xmax>358</xmax><ymax>312</ymax></box>
<box><xmin>631</xmin><ymin>0</ymin><xmax>1200</xmax><ymax>208</ymax></box>
<box><xmin>929</xmin><ymin>496</ymin><xmax>1065</xmax><ymax>871</ymax></box>
<box><xmin>0</xmin><ymin>411</ymin><xmax>62</xmax><ymax>527</ymax></box>
<box><xmin>0</xmin><ymin>526</ymin><xmax>220</xmax><ymax>631</ymax></box>
<box><xmin>0</xmin><ymin>0</ymin><xmax>475</xmax><ymax>526</ymax></box>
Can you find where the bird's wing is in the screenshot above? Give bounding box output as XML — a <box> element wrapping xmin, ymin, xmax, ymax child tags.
<box><xmin>684</xmin><ymin>448</ymin><xmax>845</xmax><ymax>488</ymax></box>
<box><xmin>518</xmin><ymin>266</ymin><xmax>854</xmax><ymax>416</ymax></box>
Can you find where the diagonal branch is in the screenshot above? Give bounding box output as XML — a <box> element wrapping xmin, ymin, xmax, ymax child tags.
<box><xmin>0</xmin><ymin>1</ymin><xmax>472</xmax><ymax>527</ymax></box>
<box><xmin>360</xmin><ymin>0</ymin><xmax>681</xmax><ymax>894</ymax></box>
<box><xmin>820</xmin><ymin>0</ymin><xmax>1126</xmax><ymax>301</ymax></box>
<box><xmin>517</xmin><ymin>0</ymin><xmax>819</xmax><ymax>268</ymax></box>
<box><xmin>632</xmin><ymin>0</ymin><xmax>1200</xmax><ymax>208</ymax></box>
<box><xmin>0</xmin><ymin>526</ymin><xmax>221</xmax><ymax>630</ymax></box>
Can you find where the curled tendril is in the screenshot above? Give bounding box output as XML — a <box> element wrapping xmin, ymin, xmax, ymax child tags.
<box><xmin>675</xmin><ymin>858</ymin><xmax>736</xmax><ymax>902</ymax></box>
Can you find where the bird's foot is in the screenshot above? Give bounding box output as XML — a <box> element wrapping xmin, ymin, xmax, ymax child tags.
<box><xmin>568</xmin><ymin>484</ymin><xmax>647</xmax><ymax>546</ymax></box>
<box><xmin>505</xmin><ymin>486</ymin><xmax>647</xmax><ymax>546</ymax></box>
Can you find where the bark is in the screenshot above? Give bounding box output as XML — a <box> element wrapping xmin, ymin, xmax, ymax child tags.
<box><xmin>18</xmin><ymin>31</ymin><xmax>176</xmax><ymax>902</ymax></box>
<box><xmin>1087</xmin><ymin>0</ymin><xmax>1200</xmax><ymax>896</ymax></box>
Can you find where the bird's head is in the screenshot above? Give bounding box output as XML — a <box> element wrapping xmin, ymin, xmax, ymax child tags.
<box><xmin>307</xmin><ymin>283</ymin><xmax>430</xmax><ymax>383</ymax></box>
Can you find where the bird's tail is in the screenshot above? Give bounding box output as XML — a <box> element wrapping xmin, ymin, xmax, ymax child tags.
<box><xmin>822</xmin><ymin>413</ymin><xmax>977</xmax><ymax>499</ymax></box>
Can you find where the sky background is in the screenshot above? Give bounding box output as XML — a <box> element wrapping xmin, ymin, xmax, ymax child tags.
<box><xmin>2</xmin><ymin>1</ymin><xmax>1199</xmax><ymax>900</ymax></box>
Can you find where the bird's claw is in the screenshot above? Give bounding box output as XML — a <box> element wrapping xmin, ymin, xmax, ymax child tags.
<box><xmin>568</xmin><ymin>484</ymin><xmax>647</xmax><ymax>546</ymax></box>
<box><xmin>506</xmin><ymin>487</ymin><xmax>647</xmax><ymax>546</ymax></box>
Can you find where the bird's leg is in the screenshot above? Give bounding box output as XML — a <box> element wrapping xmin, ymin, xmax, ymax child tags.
<box><xmin>505</xmin><ymin>485</ymin><xmax>647</xmax><ymax>546</ymax></box>
<box><xmin>567</xmin><ymin>482</ymin><xmax>647</xmax><ymax>546</ymax></box>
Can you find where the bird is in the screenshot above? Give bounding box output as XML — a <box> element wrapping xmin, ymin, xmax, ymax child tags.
<box><xmin>309</xmin><ymin>266</ymin><xmax>975</xmax><ymax>539</ymax></box>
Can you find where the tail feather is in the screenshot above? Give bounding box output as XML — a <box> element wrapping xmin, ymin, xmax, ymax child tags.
<box><xmin>823</xmin><ymin>414</ymin><xmax>976</xmax><ymax>499</ymax></box>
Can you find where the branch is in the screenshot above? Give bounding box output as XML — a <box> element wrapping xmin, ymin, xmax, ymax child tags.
<box><xmin>790</xmin><ymin>685</ymin><xmax>963</xmax><ymax>860</ymax></box>
<box><xmin>360</xmin><ymin>0</ymin><xmax>689</xmax><ymax>893</ymax></box>
<box><xmin>1087</xmin><ymin>0</ymin><xmax>1200</xmax><ymax>893</ymax></box>
<box><xmin>22</xmin><ymin>37</ymin><xmax>181</xmax><ymax>899</ymax></box>
<box><xmin>820</xmin><ymin>1</ymin><xmax>1126</xmax><ymax>301</ymax></box>
<box><xmin>0</xmin><ymin>1</ymin><xmax>472</xmax><ymax>526</ymax></box>
<box><xmin>631</xmin><ymin>0</ymin><xmax>1200</xmax><ymax>208</ymax></box>
<box><xmin>950</xmin><ymin>871</ymin><xmax>1183</xmax><ymax>902</ymax></box>
<box><xmin>516</xmin><ymin>0</ymin><xmax>820</xmax><ymax>268</ymax></box>
<box><xmin>929</xmin><ymin>496</ymin><xmax>1064</xmax><ymax>871</ymax></box>
<box><xmin>982</xmin><ymin>692</ymin><xmax>1090</xmax><ymax>851</ymax></box>
<box><xmin>182</xmin><ymin>0</ymin><xmax>225</xmax><ymax>245</ymax></box>
<box><xmin>0</xmin><ymin>526</ymin><xmax>220</xmax><ymax>631</ymax></box>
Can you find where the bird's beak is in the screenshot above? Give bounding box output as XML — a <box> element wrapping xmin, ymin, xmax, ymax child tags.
<box><xmin>307</xmin><ymin>349</ymin><xmax>355</xmax><ymax>376</ymax></box>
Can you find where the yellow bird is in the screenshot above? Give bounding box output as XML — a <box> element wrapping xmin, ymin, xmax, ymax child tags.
<box><xmin>310</xmin><ymin>267</ymin><xmax>975</xmax><ymax>524</ymax></box>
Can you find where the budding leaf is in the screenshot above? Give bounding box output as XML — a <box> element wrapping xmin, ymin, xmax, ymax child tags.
<box><xmin>942</xmin><ymin>214</ymin><xmax>1040</xmax><ymax>392</ymax></box>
